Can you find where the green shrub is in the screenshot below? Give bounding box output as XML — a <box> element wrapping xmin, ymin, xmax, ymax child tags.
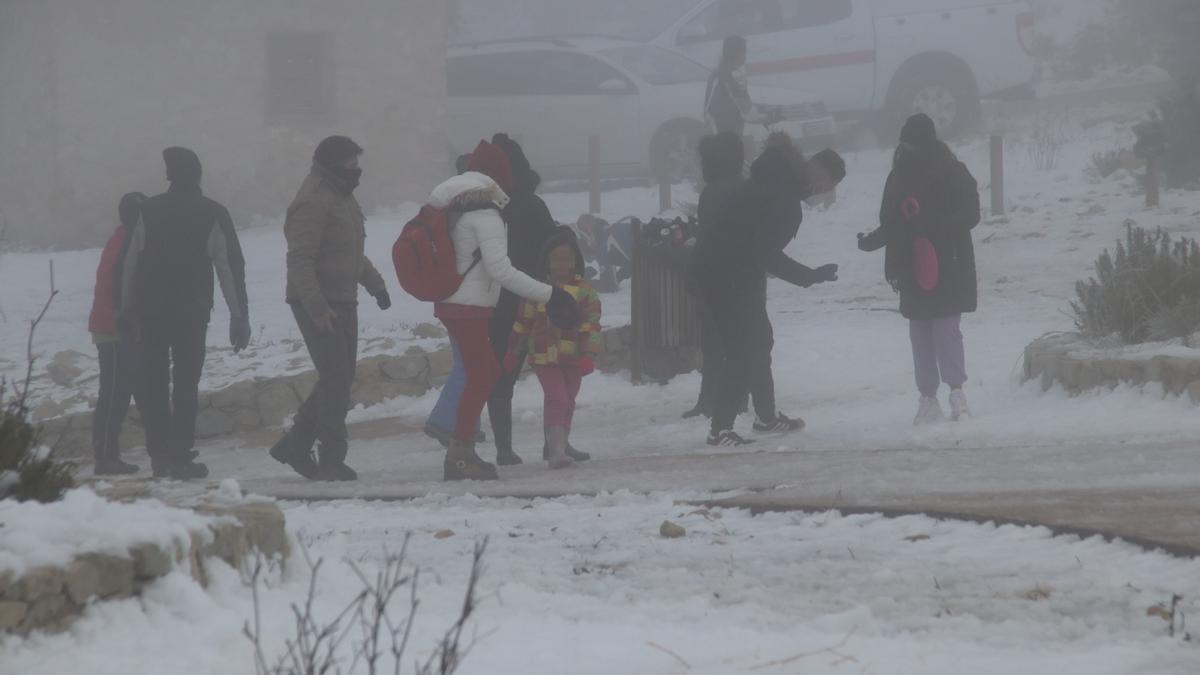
<box><xmin>1071</xmin><ymin>225</ymin><xmax>1200</xmax><ymax>344</ymax></box>
<box><xmin>0</xmin><ymin>381</ymin><xmax>75</xmax><ymax>503</ymax></box>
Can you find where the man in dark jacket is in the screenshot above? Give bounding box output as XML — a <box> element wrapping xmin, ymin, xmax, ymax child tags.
<box><xmin>704</xmin><ymin>36</ymin><xmax>753</xmax><ymax>135</ymax></box>
<box><xmin>272</xmin><ymin>135</ymin><xmax>391</xmax><ymax>482</ymax></box>
<box><xmin>486</xmin><ymin>133</ymin><xmax>563</xmax><ymax>465</ymax></box>
<box><xmin>691</xmin><ymin>133</ymin><xmax>840</xmax><ymax>446</ymax></box>
<box><xmin>119</xmin><ymin>148</ymin><xmax>250</xmax><ymax>479</ymax></box>
<box><xmin>686</xmin><ymin>132</ymin><xmax>746</xmax><ymax>420</ymax></box>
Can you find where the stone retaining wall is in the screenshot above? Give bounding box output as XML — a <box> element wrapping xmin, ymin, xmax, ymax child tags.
<box><xmin>41</xmin><ymin>324</ymin><xmax>697</xmax><ymax>459</ymax></box>
<box><xmin>0</xmin><ymin>500</ymin><xmax>289</xmax><ymax>637</ymax></box>
<box><xmin>1023</xmin><ymin>332</ymin><xmax>1200</xmax><ymax>401</ymax></box>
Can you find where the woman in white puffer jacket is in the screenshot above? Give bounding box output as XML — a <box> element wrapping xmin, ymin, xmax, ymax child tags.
<box><xmin>431</xmin><ymin>140</ymin><xmax>579</xmax><ymax>481</ymax></box>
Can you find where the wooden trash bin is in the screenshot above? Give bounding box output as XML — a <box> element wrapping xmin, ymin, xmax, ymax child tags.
<box><xmin>629</xmin><ymin>219</ymin><xmax>702</xmax><ymax>383</ymax></box>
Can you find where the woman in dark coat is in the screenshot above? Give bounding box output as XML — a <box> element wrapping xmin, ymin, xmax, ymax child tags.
<box><xmin>487</xmin><ymin>133</ymin><xmax>564</xmax><ymax>465</ymax></box>
<box><xmin>857</xmin><ymin>113</ymin><xmax>980</xmax><ymax>425</ymax></box>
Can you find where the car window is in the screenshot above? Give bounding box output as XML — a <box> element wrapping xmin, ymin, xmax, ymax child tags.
<box><xmin>536</xmin><ymin>52</ymin><xmax>635</xmax><ymax>95</ymax></box>
<box><xmin>447</xmin><ymin>52</ymin><xmax>546</xmax><ymax>96</ymax></box>
<box><xmin>679</xmin><ymin>0</ymin><xmax>853</xmax><ymax>44</ymax></box>
<box><xmin>448</xmin><ymin>50</ymin><xmax>633</xmax><ymax>96</ymax></box>
<box><xmin>599</xmin><ymin>46</ymin><xmax>710</xmax><ymax>85</ymax></box>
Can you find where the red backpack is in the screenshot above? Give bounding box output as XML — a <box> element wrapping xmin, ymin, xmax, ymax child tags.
<box><xmin>392</xmin><ymin>205</ymin><xmax>480</xmax><ymax>302</ymax></box>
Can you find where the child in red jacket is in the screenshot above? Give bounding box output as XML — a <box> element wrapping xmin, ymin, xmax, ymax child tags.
<box><xmin>88</xmin><ymin>192</ymin><xmax>146</xmax><ymax>475</ymax></box>
<box><xmin>504</xmin><ymin>230</ymin><xmax>602</xmax><ymax>469</ymax></box>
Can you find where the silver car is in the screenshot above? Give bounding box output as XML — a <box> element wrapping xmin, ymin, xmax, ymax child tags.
<box><xmin>447</xmin><ymin>37</ymin><xmax>836</xmax><ymax>181</ymax></box>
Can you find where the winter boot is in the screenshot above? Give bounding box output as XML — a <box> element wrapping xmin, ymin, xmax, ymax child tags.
<box><xmin>315</xmin><ymin>461</ymin><xmax>358</xmax><ymax>482</ymax></box>
<box><xmin>167</xmin><ymin>458</ymin><xmax>209</xmax><ymax>481</ymax></box>
<box><xmin>545</xmin><ymin>426</ymin><xmax>575</xmax><ymax>470</ymax></box>
<box><xmin>94</xmin><ymin>457</ymin><xmax>140</xmax><ymax>476</ymax></box>
<box><xmin>949</xmin><ymin>389</ymin><xmax>971</xmax><ymax>421</ymax></box>
<box><xmin>914</xmin><ymin>396</ymin><xmax>945</xmax><ymax>426</ymax></box>
<box><xmin>269</xmin><ymin>436</ymin><xmax>319</xmax><ymax>480</ymax></box>
<box><xmin>444</xmin><ymin>440</ymin><xmax>499</xmax><ymax>481</ymax></box>
<box><xmin>707</xmin><ymin>430</ymin><xmax>755</xmax><ymax>447</ymax></box>
<box><xmin>753</xmin><ymin>412</ymin><xmax>806</xmax><ymax>434</ymax></box>
<box><xmin>565</xmin><ymin>443</ymin><xmax>591</xmax><ymax>462</ymax></box>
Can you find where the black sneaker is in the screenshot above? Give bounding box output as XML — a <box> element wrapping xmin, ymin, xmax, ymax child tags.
<box><xmin>94</xmin><ymin>457</ymin><xmax>140</xmax><ymax>476</ymax></box>
<box><xmin>753</xmin><ymin>412</ymin><xmax>806</xmax><ymax>434</ymax></box>
<box><xmin>269</xmin><ymin>437</ymin><xmax>319</xmax><ymax>480</ymax></box>
<box><xmin>167</xmin><ymin>459</ymin><xmax>209</xmax><ymax>481</ymax></box>
<box><xmin>315</xmin><ymin>462</ymin><xmax>358</xmax><ymax>482</ymax></box>
<box><xmin>707</xmin><ymin>430</ymin><xmax>755</xmax><ymax>447</ymax></box>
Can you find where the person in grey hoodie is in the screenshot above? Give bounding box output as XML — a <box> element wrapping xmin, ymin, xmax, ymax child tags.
<box><xmin>271</xmin><ymin>135</ymin><xmax>391</xmax><ymax>482</ymax></box>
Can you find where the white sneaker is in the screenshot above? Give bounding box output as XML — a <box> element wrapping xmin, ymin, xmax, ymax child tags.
<box><xmin>949</xmin><ymin>390</ymin><xmax>971</xmax><ymax>421</ymax></box>
<box><xmin>914</xmin><ymin>396</ymin><xmax>945</xmax><ymax>426</ymax></box>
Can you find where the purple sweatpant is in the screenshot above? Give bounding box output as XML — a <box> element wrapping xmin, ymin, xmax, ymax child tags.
<box><xmin>909</xmin><ymin>315</ymin><xmax>967</xmax><ymax>398</ymax></box>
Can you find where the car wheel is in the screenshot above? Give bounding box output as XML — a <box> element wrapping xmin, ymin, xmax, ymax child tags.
<box><xmin>887</xmin><ymin>63</ymin><xmax>978</xmax><ymax>140</ymax></box>
<box><xmin>650</xmin><ymin>121</ymin><xmax>706</xmax><ymax>183</ymax></box>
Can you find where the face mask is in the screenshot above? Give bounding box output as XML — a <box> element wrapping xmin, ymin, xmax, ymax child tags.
<box><xmin>333</xmin><ymin>166</ymin><xmax>363</xmax><ymax>190</ymax></box>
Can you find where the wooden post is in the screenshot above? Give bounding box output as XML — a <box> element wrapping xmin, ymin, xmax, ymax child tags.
<box><xmin>630</xmin><ymin>220</ymin><xmax>643</xmax><ymax>385</ymax></box>
<box><xmin>1146</xmin><ymin>155</ymin><xmax>1161</xmax><ymax>208</ymax></box>
<box><xmin>588</xmin><ymin>135</ymin><xmax>601</xmax><ymax>215</ymax></box>
<box><xmin>990</xmin><ymin>134</ymin><xmax>1005</xmax><ymax>216</ymax></box>
<box><xmin>658</xmin><ymin>159</ymin><xmax>672</xmax><ymax>213</ymax></box>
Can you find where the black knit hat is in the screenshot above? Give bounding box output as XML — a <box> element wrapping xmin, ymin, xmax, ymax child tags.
<box><xmin>163</xmin><ymin>147</ymin><xmax>202</xmax><ymax>185</ymax></box>
<box><xmin>812</xmin><ymin>149</ymin><xmax>846</xmax><ymax>184</ymax></box>
<box><xmin>900</xmin><ymin>113</ymin><xmax>938</xmax><ymax>147</ymax></box>
<box><xmin>118</xmin><ymin>192</ymin><xmax>147</xmax><ymax>229</ymax></box>
<box><xmin>491</xmin><ymin>133</ymin><xmax>531</xmax><ymax>177</ymax></box>
<box><xmin>313</xmin><ymin>135</ymin><xmax>364</xmax><ymax>168</ymax></box>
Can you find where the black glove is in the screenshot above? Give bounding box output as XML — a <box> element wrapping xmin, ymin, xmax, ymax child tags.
<box><xmin>375</xmin><ymin>289</ymin><xmax>392</xmax><ymax>311</ymax></box>
<box><xmin>230</xmin><ymin>316</ymin><xmax>251</xmax><ymax>352</ymax></box>
<box><xmin>546</xmin><ymin>287</ymin><xmax>581</xmax><ymax>330</ymax></box>
<box><xmin>815</xmin><ymin>264</ymin><xmax>839</xmax><ymax>283</ymax></box>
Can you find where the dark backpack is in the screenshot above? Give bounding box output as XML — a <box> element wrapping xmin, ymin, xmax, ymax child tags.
<box><xmin>392</xmin><ymin>205</ymin><xmax>480</xmax><ymax>302</ymax></box>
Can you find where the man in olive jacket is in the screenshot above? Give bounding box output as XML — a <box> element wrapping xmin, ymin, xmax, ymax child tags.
<box><xmin>270</xmin><ymin>135</ymin><xmax>391</xmax><ymax>481</ymax></box>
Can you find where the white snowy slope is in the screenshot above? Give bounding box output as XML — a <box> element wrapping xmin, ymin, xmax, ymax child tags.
<box><xmin>2</xmin><ymin>493</ymin><xmax>1198</xmax><ymax>674</ymax></box>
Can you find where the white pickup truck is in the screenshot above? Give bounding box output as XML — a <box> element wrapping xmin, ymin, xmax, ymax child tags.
<box><xmin>654</xmin><ymin>0</ymin><xmax>1038</xmax><ymax>137</ymax></box>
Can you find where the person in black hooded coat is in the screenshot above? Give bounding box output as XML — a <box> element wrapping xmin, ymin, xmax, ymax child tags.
<box><xmin>486</xmin><ymin>133</ymin><xmax>563</xmax><ymax>465</ymax></box>
<box><xmin>857</xmin><ymin>113</ymin><xmax>980</xmax><ymax>425</ymax></box>
<box><xmin>691</xmin><ymin>133</ymin><xmax>840</xmax><ymax>447</ymax></box>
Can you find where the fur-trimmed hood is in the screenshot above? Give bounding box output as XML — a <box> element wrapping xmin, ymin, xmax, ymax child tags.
<box><xmin>429</xmin><ymin>171</ymin><xmax>510</xmax><ymax>212</ymax></box>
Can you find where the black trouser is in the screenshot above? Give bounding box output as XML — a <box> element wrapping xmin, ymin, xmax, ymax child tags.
<box><xmin>92</xmin><ymin>340</ymin><xmax>141</xmax><ymax>462</ymax></box>
<box><xmin>285</xmin><ymin>302</ymin><xmax>358</xmax><ymax>466</ymax></box>
<box><xmin>139</xmin><ymin>316</ymin><xmax>208</xmax><ymax>465</ymax></box>
<box><xmin>704</xmin><ymin>278</ymin><xmax>775</xmax><ymax>435</ymax></box>
<box><xmin>487</xmin><ymin>300</ymin><xmax>524</xmax><ymax>454</ymax></box>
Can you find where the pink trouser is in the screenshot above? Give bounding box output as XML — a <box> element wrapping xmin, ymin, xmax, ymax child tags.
<box><xmin>534</xmin><ymin>365</ymin><xmax>583</xmax><ymax>429</ymax></box>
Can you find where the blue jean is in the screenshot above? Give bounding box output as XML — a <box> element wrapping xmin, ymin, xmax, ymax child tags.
<box><xmin>427</xmin><ymin>336</ymin><xmax>478</xmax><ymax>435</ymax></box>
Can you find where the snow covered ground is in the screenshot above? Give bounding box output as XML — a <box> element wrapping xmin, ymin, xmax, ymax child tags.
<box><xmin>3</xmin><ymin>490</ymin><xmax>1199</xmax><ymax>674</ymax></box>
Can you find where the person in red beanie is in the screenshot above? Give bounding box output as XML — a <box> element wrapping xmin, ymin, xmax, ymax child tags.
<box><xmin>426</xmin><ymin>140</ymin><xmax>579</xmax><ymax>481</ymax></box>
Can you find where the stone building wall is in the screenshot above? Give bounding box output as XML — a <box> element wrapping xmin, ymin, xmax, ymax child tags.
<box><xmin>0</xmin><ymin>0</ymin><xmax>449</xmax><ymax>247</ymax></box>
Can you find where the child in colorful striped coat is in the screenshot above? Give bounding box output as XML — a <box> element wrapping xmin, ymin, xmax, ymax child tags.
<box><xmin>504</xmin><ymin>229</ymin><xmax>602</xmax><ymax>469</ymax></box>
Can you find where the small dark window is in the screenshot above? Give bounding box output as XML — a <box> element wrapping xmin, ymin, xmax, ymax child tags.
<box><xmin>266</xmin><ymin>32</ymin><xmax>335</xmax><ymax>124</ymax></box>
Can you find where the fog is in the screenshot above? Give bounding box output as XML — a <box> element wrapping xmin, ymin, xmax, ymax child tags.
<box><xmin>0</xmin><ymin>0</ymin><xmax>1143</xmax><ymax>249</ymax></box>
